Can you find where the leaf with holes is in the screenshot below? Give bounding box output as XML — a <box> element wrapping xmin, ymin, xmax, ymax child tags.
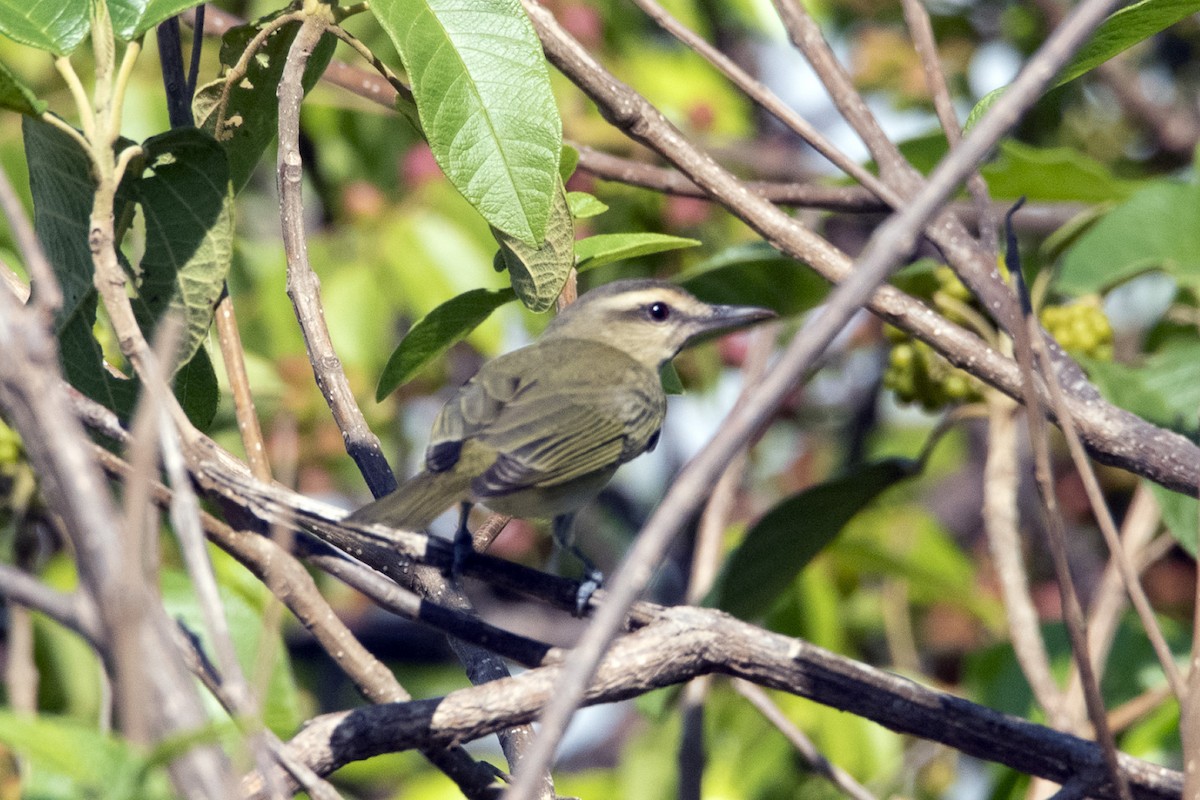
<box><xmin>194</xmin><ymin>15</ymin><xmax>335</xmax><ymax>193</ymax></box>
<box><xmin>23</xmin><ymin>117</ymin><xmax>140</xmax><ymax>418</ymax></box>
<box><xmin>133</xmin><ymin>128</ymin><xmax>233</xmax><ymax>368</ymax></box>
<box><xmin>493</xmin><ymin>179</ymin><xmax>574</xmax><ymax>312</ymax></box>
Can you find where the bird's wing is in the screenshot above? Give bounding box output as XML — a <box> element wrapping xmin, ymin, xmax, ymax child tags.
<box><xmin>472</xmin><ymin>401</ymin><xmax>630</xmax><ymax>497</ymax></box>
<box><xmin>426</xmin><ymin>342</ymin><xmax>663</xmax><ymax>495</ymax></box>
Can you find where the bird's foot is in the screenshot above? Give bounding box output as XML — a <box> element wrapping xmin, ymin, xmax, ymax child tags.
<box><xmin>574</xmin><ymin>568</ymin><xmax>604</xmax><ymax>616</ymax></box>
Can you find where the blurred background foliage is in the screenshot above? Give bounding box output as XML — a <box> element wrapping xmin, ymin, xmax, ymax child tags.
<box><xmin>0</xmin><ymin>0</ymin><xmax>1198</xmax><ymax>796</ymax></box>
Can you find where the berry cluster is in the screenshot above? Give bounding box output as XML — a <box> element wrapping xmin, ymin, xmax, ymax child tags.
<box><xmin>1038</xmin><ymin>297</ymin><xmax>1113</xmax><ymax>360</ymax></box>
<box><xmin>883</xmin><ymin>265</ymin><xmax>1112</xmax><ymax>411</ymax></box>
<box><xmin>883</xmin><ymin>327</ymin><xmax>983</xmax><ymax>411</ymax></box>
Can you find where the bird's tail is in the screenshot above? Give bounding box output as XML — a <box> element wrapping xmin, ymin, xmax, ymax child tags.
<box><xmin>344</xmin><ymin>470</ymin><xmax>472</xmax><ymax>530</ymax></box>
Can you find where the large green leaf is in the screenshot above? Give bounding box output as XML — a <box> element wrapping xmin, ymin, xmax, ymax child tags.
<box><xmin>709</xmin><ymin>458</ymin><xmax>918</xmax><ymax>620</ymax></box>
<box><xmin>966</xmin><ymin>0</ymin><xmax>1200</xmax><ymax>129</ymax></box>
<box><xmin>493</xmin><ymin>179</ymin><xmax>575</xmax><ymax>312</ymax></box>
<box><xmin>376</xmin><ymin>287</ymin><xmax>517</xmax><ymax>399</ymax></box>
<box><xmin>23</xmin><ymin>119</ymin><xmax>221</xmax><ymax>428</ymax></box>
<box><xmin>194</xmin><ymin>16</ymin><xmax>336</xmax><ymax>193</ymax></box>
<box><xmin>1057</xmin><ymin>179</ymin><xmax>1200</xmax><ymax>293</ymax></box>
<box><xmin>0</xmin><ymin>58</ymin><xmax>46</xmax><ymax>115</ymax></box>
<box><xmin>0</xmin><ymin>0</ymin><xmax>88</xmax><ymax>54</ymax></box>
<box><xmin>108</xmin><ymin>0</ymin><xmax>204</xmax><ymax>40</ymax></box>
<box><xmin>23</xmin><ymin>117</ymin><xmax>140</xmax><ymax>418</ymax></box>
<box><xmin>173</xmin><ymin>345</ymin><xmax>219</xmax><ymax>431</ymax></box>
<box><xmin>679</xmin><ymin>242</ymin><xmax>827</xmax><ymax>316</ymax></box>
<box><xmin>0</xmin><ymin>710</ymin><xmax>174</xmax><ymax>799</ymax></box>
<box><xmin>1082</xmin><ymin>341</ymin><xmax>1200</xmax><ymax>554</ymax></box>
<box><xmin>133</xmin><ymin>128</ymin><xmax>233</xmax><ymax>368</ymax></box>
<box><xmin>1148</xmin><ymin>483</ymin><xmax>1197</xmax><ymax>556</ymax></box>
<box><xmin>372</xmin><ymin>0</ymin><xmax>562</xmax><ymax>246</ymax></box>
<box><xmin>981</xmin><ymin>141</ymin><xmax>1142</xmax><ymax>204</ymax></box>
<box><xmin>160</xmin><ymin>565</ymin><xmax>303</xmax><ymax>736</ymax></box>
<box><xmin>1055</xmin><ymin>0</ymin><xmax>1200</xmax><ymax>86</ymax></box>
<box><xmin>574</xmin><ymin>232</ymin><xmax>701</xmax><ymax>269</ymax></box>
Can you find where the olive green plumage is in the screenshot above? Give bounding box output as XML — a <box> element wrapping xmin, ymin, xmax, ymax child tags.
<box><xmin>347</xmin><ymin>279</ymin><xmax>774</xmax><ymax>545</ymax></box>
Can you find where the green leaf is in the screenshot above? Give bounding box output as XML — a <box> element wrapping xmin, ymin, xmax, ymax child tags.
<box><xmin>1056</xmin><ymin>0</ymin><xmax>1200</xmax><ymax>86</ymax></box>
<box><xmin>0</xmin><ymin>59</ymin><xmax>46</xmax><ymax>115</ymax></box>
<box><xmin>1147</xmin><ymin>482</ymin><xmax>1196</xmax><ymax>556</ymax></box>
<box><xmin>194</xmin><ymin>16</ymin><xmax>336</xmax><ymax>193</ymax></box>
<box><xmin>108</xmin><ymin>0</ymin><xmax>204</xmax><ymax>40</ymax></box>
<box><xmin>493</xmin><ymin>179</ymin><xmax>575</xmax><ymax>312</ymax></box>
<box><xmin>1057</xmin><ymin>179</ymin><xmax>1200</xmax><ymax>293</ymax></box>
<box><xmin>133</xmin><ymin>128</ymin><xmax>233</xmax><ymax>368</ymax></box>
<box><xmin>679</xmin><ymin>242</ymin><xmax>827</xmax><ymax>316</ymax></box>
<box><xmin>160</xmin><ymin>565</ymin><xmax>303</xmax><ymax>736</ymax></box>
<box><xmin>574</xmin><ymin>232</ymin><xmax>701</xmax><ymax>270</ymax></box>
<box><xmin>966</xmin><ymin>0</ymin><xmax>1200</xmax><ymax>129</ymax></box>
<box><xmin>709</xmin><ymin>459</ymin><xmax>918</xmax><ymax>619</ymax></box>
<box><xmin>23</xmin><ymin>117</ymin><xmax>140</xmax><ymax>419</ymax></box>
<box><xmin>174</xmin><ymin>345</ymin><xmax>219</xmax><ymax>431</ymax></box>
<box><xmin>1080</xmin><ymin>342</ymin><xmax>1200</xmax><ymax>435</ymax></box>
<box><xmin>376</xmin><ymin>287</ymin><xmax>516</xmax><ymax>400</ymax></box>
<box><xmin>372</xmin><ymin>0</ymin><xmax>562</xmax><ymax>245</ymax></box>
<box><xmin>660</xmin><ymin>362</ymin><xmax>683</xmax><ymax>394</ymax></box>
<box><xmin>981</xmin><ymin>141</ymin><xmax>1141</xmax><ymax>204</ymax></box>
<box><xmin>567</xmin><ymin>191</ymin><xmax>608</xmax><ymax>219</ymax></box>
<box><xmin>0</xmin><ymin>0</ymin><xmax>88</xmax><ymax>54</ymax></box>
<box><xmin>559</xmin><ymin>144</ymin><xmax>579</xmax><ymax>183</ymax></box>
<box><xmin>0</xmin><ymin>711</ymin><xmax>170</xmax><ymax>799</ymax></box>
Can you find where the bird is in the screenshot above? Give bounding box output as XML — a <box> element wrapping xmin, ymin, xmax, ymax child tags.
<box><xmin>346</xmin><ymin>278</ymin><xmax>775</xmax><ymax>611</ymax></box>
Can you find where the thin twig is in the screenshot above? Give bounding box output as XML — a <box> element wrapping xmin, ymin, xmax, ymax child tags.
<box><xmin>983</xmin><ymin>385</ymin><xmax>1066</xmax><ymax>723</ymax></box>
<box><xmin>214</xmin><ymin>290</ymin><xmax>273</xmax><ymax>480</ymax></box>
<box><xmin>275</xmin><ymin>11</ymin><xmax>396</xmax><ymax>498</ymax></box>
<box><xmin>678</xmin><ymin>325</ymin><xmax>775</xmax><ymax>799</ymax></box>
<box><xmin>509</xmin><ymin>0</ymin><xmax>1134</xmax><ymax>790</ymax></box>
<box><xmin>172</xmin><ymin>624</ymin><xmax>343</xmax><ymax>800</ymax></box>
<box><xmin>0</xmin><ymin>163</ymin><xmax>60</xmax><ymax>317</ymax></box>
<box><xmin>275</xmin><ymin>9</ymin><xmax>544</xmax><ymax>791</ymax></box>
<box><xmin>899</xmin><ymin>0</ymin><xmax>998</xmax><ymax>252</ymax></box>
<box><xmin>1012</xmin><ymin>257</ymin><xmax>1132</xmax><ymax>798</ymax></box>
<box><xmin>93</xmin><ymin>442</ymin><xmax>503</xmax><ymax>799</ymax></box>
<box><xmin>1046</xmin><ymin>386</ymin><xmax>1186</xmax><ymax>699</ymax></box>
<box><xmin>0</xmin><ymin>563</ymin><xmax>101</xmax><ymax>645</ymax></box>
<box><xmin>1079</xmin><ymin>487</ymin><xmax>1166</xmax><ymax>677</ymax></box>
<box><xmin>732</xmin><ymin>679</ymin><xmax>877</xmax><ymax>800</ymax></box>
<box><xmin>628</xmin><ymin>0</ymin><xmax>891</xmax><ymax>198</ymax></box>
<box><xmin>0</xmin><ymin>266</ymin><xmax>234</xmax><ymax>798</ymax></box>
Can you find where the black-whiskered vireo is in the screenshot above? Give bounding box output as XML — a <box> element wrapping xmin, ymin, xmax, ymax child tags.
<box><xmin>347</xmin><ymin>278</ymin><xmax>775</xmax><ymax>610</ymax></box>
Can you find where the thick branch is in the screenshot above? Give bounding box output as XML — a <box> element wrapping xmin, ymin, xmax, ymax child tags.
<box><xmin>253</xmin><ymin>606</ymin><xmax>1181</xmax><ymax>800</ymax></box>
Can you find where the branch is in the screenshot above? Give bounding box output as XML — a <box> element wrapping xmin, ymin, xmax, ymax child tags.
<box><xmin>251</xmin><ymin>606</ymin><xmax>1182</xmax><ymax>800</ymax></box>
<box><xmin>275</xmin><ymin>10</ymin><xmax>396</xmax><ymax>498</ymax></box>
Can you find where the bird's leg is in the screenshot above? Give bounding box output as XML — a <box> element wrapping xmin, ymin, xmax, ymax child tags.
<box><xmin>451</xmin><ymin>502</ymin><xmax>474</xmax><ymax>579</ymax></box>
<box><xmin>552</xmin><ymin>513</ymin><xmax>602</xmax><ymax>615</ymax></box>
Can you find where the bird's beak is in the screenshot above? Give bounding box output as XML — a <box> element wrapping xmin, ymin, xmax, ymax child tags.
<box><xmin>689</xmin><ymin>303</ymin><xmax>777</xmax><ymax>342</ymax></box>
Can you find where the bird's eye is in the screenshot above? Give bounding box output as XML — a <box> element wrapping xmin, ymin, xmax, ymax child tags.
<box><xmin>647</xmin><ymin>302</ymin><xmax>671</xmax><ymax>322</ymax></box>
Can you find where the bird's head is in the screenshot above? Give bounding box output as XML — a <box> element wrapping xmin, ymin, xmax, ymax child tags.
<box><xmin>543</xmin><ymin>279</ymin><xmax>776</xmax><ymax>369</ymax></box>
